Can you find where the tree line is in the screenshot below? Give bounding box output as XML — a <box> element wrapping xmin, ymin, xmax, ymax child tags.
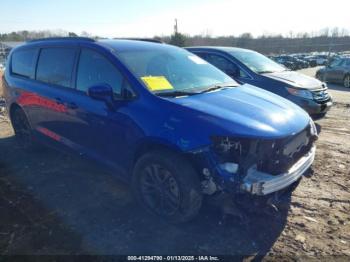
<box><xmin>1</xmin><ymin>28</ymin><xmax>350</xmax><ymax>55</ymax></box>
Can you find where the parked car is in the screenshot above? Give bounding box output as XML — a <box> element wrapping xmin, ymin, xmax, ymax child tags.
<box><xmin>275</xmin><ymin>55</ymin><xmax>308</xmax><ymax>70</ymax></box>
<box><xmin>291</xmin><ymin>55</ymin><xmax>310</xmax><ymax>68</ymax></box>
<box><xmin>186</xmin><ymin>47</ymin><xmax>333</xmax><ymax>118</ymax></box>
<box><xmin>274</xmin><ymin>56</ymin><xmax>298</xmax><ymax>70</ymax></box>
<box><xmin>270</xmin><ymin>56</ymin><xmax>294</xmax><ymax>70</ymax></box>
<box><xmin>315</xmin><ymin>55</ymin><xmax>329</xmax><ymax>66</ymax></box>
<box><xmin>3</xmin><ymin>38</ymin><xmax>318</xmax><ymax>223</ymax></box>
<box><xmin>316</xmin><ymin>57</ymin><xmax>350</xmax><ymax>88</ymax></box>
<box><xmin>303</xmin><ymin>56</ymin><xmax>318</xmax><ymax>67</ymax></box>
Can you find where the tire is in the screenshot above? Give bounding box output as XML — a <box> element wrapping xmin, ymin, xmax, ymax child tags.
<box><xmin>11</xmin><ymin>107</ymin><xmax>37</xmax><ymax>150</ymax></box>
<box><xmin>343</xmin><ymin>75</ymin><xmax>350</xmax><ymax>88</ymax></box>
<box><xmin>132</xmin><ymin>149</ymin><xmax>203</xmax><ymax>223</ymax></box>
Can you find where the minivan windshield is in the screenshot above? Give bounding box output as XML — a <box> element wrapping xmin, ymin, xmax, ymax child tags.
<box><xmin>230</xmin><ymin>50</ymin><xmax>286</xmax><ymax>74</ymax></box>
<box><xmin>116</xmin><ymin>47</ymin><xmax>236</xmax><ymax>95</ymax></box>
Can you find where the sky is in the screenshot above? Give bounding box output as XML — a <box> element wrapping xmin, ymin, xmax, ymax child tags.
<box><xmin>1</xmin><ymin>0</ymin><xmax>349</xmax><ymax>37</ymax></box>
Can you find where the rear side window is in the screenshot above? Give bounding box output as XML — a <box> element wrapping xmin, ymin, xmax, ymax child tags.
<box><xmin>36</xmin><ymin>48</ymin><xmax>76</xmax><ymax>88</ymax></box>
<box><xmin>11</xmin><ymin>49</ymin><xmax>38</xmax><ymax>78</ymax></box>
<box><xmin>76</xmin><ymin>49</ymin><xmax>124</xmax><ymax>95</ymax></box>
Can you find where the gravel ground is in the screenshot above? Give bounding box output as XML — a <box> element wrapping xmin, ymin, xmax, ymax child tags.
<box><xmin>0</xmin><ymin>68</ymin><xmax>349</xmax><ymax>260</ymax></box>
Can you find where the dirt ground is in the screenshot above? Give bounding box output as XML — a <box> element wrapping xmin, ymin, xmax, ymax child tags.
<box><xmin>0</xmin><ymin>68</ymin><xmax>349</xmax><ymax>260</ymax></box>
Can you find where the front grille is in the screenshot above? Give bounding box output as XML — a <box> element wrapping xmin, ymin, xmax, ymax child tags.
<box><xmin>312</xmin><ymin>88</ymin><xmax>330</xmax><ymax>103</ymax></box>
<box><xmin>257</xmin><ymin>125</ymin><xmax>314</xmax><ymax>175</ymax></box>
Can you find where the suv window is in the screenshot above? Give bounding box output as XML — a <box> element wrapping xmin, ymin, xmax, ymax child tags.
<box><xmin>76</xmin><ymin>49</ymin><xmax>125</xmax><ymax>96</ymax></box>
<box><xmin>36</xmin><ymin>48</ymin><xmax>77</xmax><ymax>88</ymax></box>
<box><xmin>11</xmin><ymin>49</ymin><xmax>38</xmax><ymax>78</ymax></box>
<box><xmin>204</xmin><ymin>54</ymin><xmax>248</xmax><ymax>78</ymax></box>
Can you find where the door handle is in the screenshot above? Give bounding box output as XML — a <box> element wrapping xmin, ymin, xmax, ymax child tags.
<box><xmin>67</xmin><ymin>102</ymin><xmax>78</xmax><ymax>110</ymax></box>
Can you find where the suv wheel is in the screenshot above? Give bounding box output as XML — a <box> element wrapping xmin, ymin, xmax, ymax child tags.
<box><xmin>344</xmin><ymin>75</ymin><xmax>350</xmax><ymax>88</ymax></box>
<box><xmin>11</xmin><ymin>108</ymin><xmax>36</xmax><ymax>150</ymax></box>
<box><xmin>132</xmin><ymin>150</ymin><xmax>203</xmax><ymax>223</ymax></box>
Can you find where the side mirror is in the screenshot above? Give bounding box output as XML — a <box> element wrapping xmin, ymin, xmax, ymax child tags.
<box><xmin>88</xmin><ymin>84</ymin><xmax>113</xmax><ymax>101</ymax></box>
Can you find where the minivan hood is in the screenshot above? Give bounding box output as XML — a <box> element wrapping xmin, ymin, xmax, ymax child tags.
<box><xmin>168</xmin><ymin>84</ymin><xmax>309</xmax><ymax>139</ymax></box>
<box><xmin>263</xmin><ymin>71</ymin><xmax>323</xmax><ymax>89</ymax></box>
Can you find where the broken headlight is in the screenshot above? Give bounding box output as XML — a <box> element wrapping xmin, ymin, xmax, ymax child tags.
<box><xmin>211</xmin><ymin>136</ymin><xmax>252</xmax><ymax>174</ymax></box>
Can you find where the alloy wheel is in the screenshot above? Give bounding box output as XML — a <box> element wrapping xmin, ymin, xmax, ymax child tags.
<box><xmin>139</xmin><ymin>164</ymin><xmax>181</xmax><ymax>216</ymax></box>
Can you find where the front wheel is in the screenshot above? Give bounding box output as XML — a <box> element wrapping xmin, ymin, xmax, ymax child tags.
<box><xmin>343</xmin><ymin>75</ymin><xmax>350</xmax><ymax>88</ymax></box>
<box><xmin>132</xmin><ymin>150</ymin><xmax>203</xmax><ymax>223</ymax></box>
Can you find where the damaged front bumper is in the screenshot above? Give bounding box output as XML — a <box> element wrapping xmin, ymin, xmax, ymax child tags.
<box><xmin>241</xmin><ymin>146</ymin><xmax>316</xmax><ymax>195</ymax></box>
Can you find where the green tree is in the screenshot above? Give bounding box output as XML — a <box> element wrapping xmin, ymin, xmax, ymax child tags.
<box><xmin>169</xmin><ymin>32</ymin><xmax>186</xmax><ymax>47</ymax></box>
<box><xmin>68</xmin><ymin>32</ymin><xmax>78</xmax><ymax>37</ymax></box>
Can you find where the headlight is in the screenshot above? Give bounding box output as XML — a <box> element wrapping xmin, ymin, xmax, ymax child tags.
<box><xmin>309</xmin><ymin>118</ymin><xmax>318</xmax><ymax>137</ymax></box>
<box><xmin>286</xmin><ymin>87</ymin><xmax>313</xmax><ymax>100</ymax></box>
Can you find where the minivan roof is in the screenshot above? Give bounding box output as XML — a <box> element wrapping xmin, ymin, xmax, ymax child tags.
<box><xmin>15</xmin><ymin>38</ymin><xmax>171</xmax><ymax>53</ymax></box>
<box><xmin>186</xmin><ymin>46</ymin><xmax>255</xmax><ymax>54</ymax></box>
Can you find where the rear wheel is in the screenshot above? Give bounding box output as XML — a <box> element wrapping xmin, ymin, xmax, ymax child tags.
<box><xmin>11</xmin><ymin>108</ymin><xmax>36</xmax><ymax>150</ymax></box>
<box><xmin>343</xmin><ymin>75</ymin><xmax>350</xmax><ymax>88</ymax></box>
<box><xmin>132</xmin><ymin>150</ymin><xmax>203</xmax><ymax>223</ymax></box>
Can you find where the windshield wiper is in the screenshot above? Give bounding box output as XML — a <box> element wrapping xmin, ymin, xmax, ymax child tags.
<box><xmin>199</xmin><ymin>83</ymin><xmax>237</xmax><ymax>94</ymax></box>
<box><xmin>155</xmin><ymin>90</ymin><xmax>199</xmax><ymax>97</ymax></box>
<box><xmin>257</xmin><ymin>70</ymin><xmax>275</xmax><ymax>74</ymax></box>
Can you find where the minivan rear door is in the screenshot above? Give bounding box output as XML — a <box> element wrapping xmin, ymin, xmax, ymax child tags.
<box><xmin>33</xmin><ymin>46</ymin><xmax>79</xmax><ymax>148</ymax></box>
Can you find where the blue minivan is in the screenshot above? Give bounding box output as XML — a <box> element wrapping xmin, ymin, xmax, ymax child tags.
<box><xmin>3</xmin><ymin>38</ymin><xmax>317</xmax><ymax>222</ymax></box>
<box><xmin>186</xmin><ymin>47</ymin><xmax>333</xmax><ymax>118</ymax></box>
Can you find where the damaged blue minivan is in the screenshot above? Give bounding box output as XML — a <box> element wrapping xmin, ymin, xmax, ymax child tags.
<box><xmin>3</xmin><ymin>38</ymin><xmax>318</xmax><ymax>223</ymax></box>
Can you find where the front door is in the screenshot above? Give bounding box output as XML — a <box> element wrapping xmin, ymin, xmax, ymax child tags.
<box><xmin>63</xmin><ymin>47</ymin><xmax>137</xmax><ymax>171</ymax></box>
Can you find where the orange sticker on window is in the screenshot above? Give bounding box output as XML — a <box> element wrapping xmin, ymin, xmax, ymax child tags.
<box><xmin>141</xmin><ymin>76</ymin><xmax>174</xmax><ymax>91</ymax></box>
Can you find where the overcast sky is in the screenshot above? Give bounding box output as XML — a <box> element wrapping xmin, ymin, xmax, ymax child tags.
<box><xmin>1</xmin><ymin>0</ymin><xmax>349</xmax><ymax>37</ymax></box>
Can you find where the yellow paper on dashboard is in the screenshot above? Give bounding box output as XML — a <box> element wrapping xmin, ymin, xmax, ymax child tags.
<box><xmin>141</xmin><ymin>76</ymin><xmax>174</xmax><ymax>91</ymax></box>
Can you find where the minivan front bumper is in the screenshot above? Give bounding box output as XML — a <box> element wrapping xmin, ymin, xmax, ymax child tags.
<box><xmin>241</xmin><ymin>146</ymin><xmax>315</xmax><ymax>195</ymax></box>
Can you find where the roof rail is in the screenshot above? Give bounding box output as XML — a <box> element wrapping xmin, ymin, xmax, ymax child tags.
<box><xmin>114</xmin><ymin>38</ymin><xmax>164</xmax><ymax>44</ymax></box>
<box><xmin>27</xmin><ymin>37</ymin><xmax>96</xmax><ymax>43</ymax></box>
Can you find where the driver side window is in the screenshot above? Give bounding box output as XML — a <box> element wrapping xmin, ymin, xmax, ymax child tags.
<box><xmin>202</xmin><ymin>53</ymin><xmax>247</xmax><ymax>78</ymax></box>
<box><xmin>77</xmin><ymin>49</ymin><xmax>127</xmax><ymax>97</ymax></box>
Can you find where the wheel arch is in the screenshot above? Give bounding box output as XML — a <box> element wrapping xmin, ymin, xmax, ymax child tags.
<box><xmin>132</xmin><ymin>138</ymin><xmax>204</xmax><ymax>178</ymax></box>
<box><xmin>133</xmin><ymin>138</ymin><xmax>184</xmax><ymax>164</ymax></box>
<box><xmin>9</xmin><ymin>102</ymin><xmax>22</xmax><ymax>121</ymax></box>
<box><xmin>8</xmin><ymin>103</ymin><xmax>33</xmax><ymax>129</ymax></box>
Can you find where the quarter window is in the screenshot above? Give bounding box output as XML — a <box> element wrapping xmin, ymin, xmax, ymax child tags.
<box><xmin>36</xmin><ymin>48</ymin><xmax>77</xmax><ymax>88</ymax></box>
<box><xmin>11</xmin><ymin>49</ymin><xmax>38</xmax><ymax>78</ymax></box>
<box><xmin>76</xmin><ymin>49</ymin><xmax>125</xmax><ymax>96</ymax></box>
